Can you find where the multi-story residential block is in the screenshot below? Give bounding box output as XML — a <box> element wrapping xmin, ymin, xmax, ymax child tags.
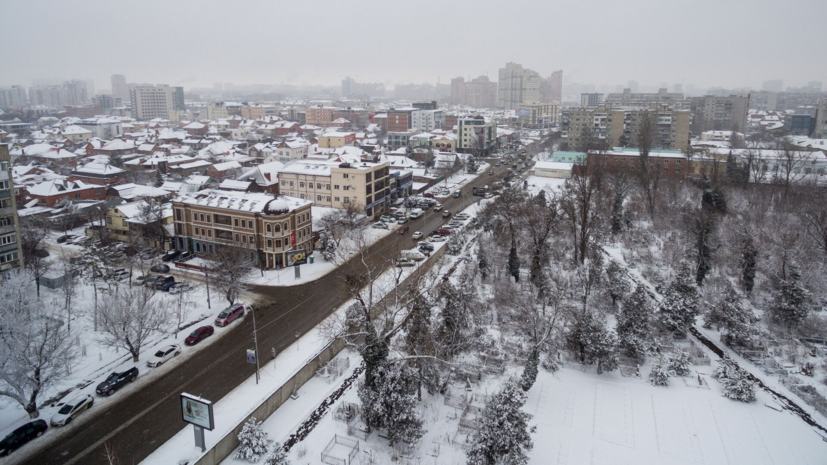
<box><xmin>815</xmin><ymin>99</ymin><xmax>827</xmax><ymax>139</ymax></box>
<box><xmin>604</xmin><ymin>88</ymin><xmax>687</xmax><ymax>109</ymax></box>
<box><xmin>332</xmin><ymin>108</ymin><xmax>369</xmax><ymax>128</ymax></box>
<box><xmin>278</xmin><ymin>160</ymin><xmax>391</xmax><ymax>217</ymax></box>
<box><xmin>561</xmin><ymin>107</ymin><xmax>690</xmax><ymax>152</ymax></box>
<box><xmin>519</xmin><ymin>103</ymin><xmax>560</xmax><ymax>129</ymax></box>
<box><xmin>172</xmin><ymin>190</ymin><xmax>313</xmax><ymax>269</ymax></box>
<box><xmin>205</xmin><ymin>102</ymin><xmax>228</xmax><ymax>120</ymax></box>
<box><xmin>91</xmin><ymin>94</ymin><xmax>122</xmax><ymax>110</ymax></box>
<box><xmin>387</xmin><ymin>108</ymin><xmax>416</xmax><ymax>132</ymax></box>
<box><xmin>411</xmin><ymin>109</ymin><xmax>445</xmax><ymax>132</ymax></box>
<box><xmin>498</xmin><ymin>62</ymin><xmax>542</xmax><ymax>110</ymax></box>
<box><xmin>305</xmin><ymin>105</ymin><xmax>338</xmax><ymax>126</ymax></box>
<box><xmin>0</xmin><ymin>144</ymin><xmax>24</xmax><ymax>274</ymax></box>
<box><xmin>387</xmin><ymin>131</ymin><xmax>418</xmax><ymax>152</ymax></box>
<box><xmin>318</xmin><ymin>132</ymin><xmax>356</xmax><ymax>149</ymax></box>
<box><xmin>240</xmin><ymin>105</ymin><xmax>266</xmax><ymax>120</ymax></box>
<box><xmin>580</xmin><ymin>93</ymin><xmax>603</xmax><ymax>107</ymax></box>
<box><xmin>0</xmin><ymin>86</ymin><xmax>28</xmax><ymax>109</ymax></box>
<box><xmin>560</xmin><ymin>107</ymin><xmax>614</xmax><ymax>151</ymax></box>
<box><xmin>545</xmin><ymin>70</ymin><xmax>563</xmax><ymax>103</ymax></box>
<box><xmin>690</xmin><ymin>95</ymin><xmax>750</xmax><ymax>134</ymax></box>
<box><xmin>111</xmin><ymin>74</ymin><xmax>129</xmax><ymax>101</ymax></box>
<box><xmin>456</xmin><ymin>116</ymin><xmax>496</xmax><ymax>155</ymax></box>
<box><xmin>76</xmin><ymin>117</ymin><xmax>124</xmax><ymax>139</ymax></box>
<box><xmin>130</xmin><ymin>84</ymin><xmax>185</xmax><ymax>120</ymax></box>
<box><xmin>29</xmin><ymin>85</ymin><xmax>69</xmax><ymax>108</ymax></box>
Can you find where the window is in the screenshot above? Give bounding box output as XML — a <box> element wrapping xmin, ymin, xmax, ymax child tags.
<box><xmin>207</xmin><ymin>215</ymin><xmax>211</xmax><ymax>222</ymax></box>
<box><xmin>344</xmin><ymin>186</ymin><xmax>350</xmax><ymax>191</ymax></box>
<box><xmin>195</xmin><ymin>227</ymin><xmax>199</xmax><ymax>235</ymax></box>
<box><xmin>326</xmin><ymin>196</ymin><xmax>331</xmax><ymax>201</ymax></box>
<box><xmin>334</xmin><ymin>185</ymin><xmax>339</xmax><ymax>190</ymax></box>
<box><xmin>208</xmin><ymin>230</ymin><xmax>212</xmax><ymax>237</ymax></box>
<box><xmin>334</xmin><ymin>197</ymin><xmax>340</xmax><ymax>202</ymax></box>
<box><xmin>235</xmin><ymin>234</ymin><xmax>240</xmax><ymax>242</ymax></box>
<box><xmin>0</xmin><ymin>233</ymin><xmax>16</xmax><ymax>245</ymax></box>
<box><xmin>276</xmin><ymin>239</ymin><xmax>282</xmax><ymax>248</ymax></box>
<box><xmin>242</xmin><ymin>235</ymin><xmax>247</xmax><ymax>243</ymax></box>
<box><xmin>317</xmin><ymin>183</ymin><xmax>322</xmax><ymax>189</ymax></box>
<box><xmin>267</xmin><ymin>239</ymin><xmax>272</xmax><ymax>247</ymax></box>
<box><xmin>249</xmin><ymin>235</ymin><xmax>254</xmax><ymax>243</ymax></box>
<box><xmin>266</xmin><ymin>224</ymin><xmax>271</xmax><ymax>233</ymax></box>
<box><xmin>274</xmin><ymin>224</ymin><xmax>281</xmax><ymax>232</ymax></box>
<box><xmin>300</xmin><ymin>194</ymin><xmax>305</xmax><ymax>199</ymax></box>
<box><xmin>299</xmin><ymin>182</ymin><xmax>305</xmax><ymax>188</ymax></box>
<box><xmin>317</xmin><ymin>195</ymin><xmax>322</xmax><ymax>201</ymax></box>
<box><xmin>326</xmin><ymin>184</ymin><xmax>330</xmax><ymax>189</ymax></box>
<box><xmin>344</xmin><ymin>197</ymin><xmax>350</xmax><ymax>204</ymax></box>
<box><xmin>234</xmin><ymin>219</ymin><xmax>239</xmax><ymax>227</ymax></box>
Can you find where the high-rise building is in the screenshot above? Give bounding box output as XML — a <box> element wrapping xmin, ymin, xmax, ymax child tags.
<box><xmin>604</xmin><ymin>88</ymin><xmax>688</xmax><ymax>109</ymax></box>
<box><xmin>762</xmin><ymin>79</ymin><xmax>784</xmax><ymax>92</ymax></box>
<box><xmin>29</xmin><ymin>85</ymin><xmax>69</xmax><ymax>107</ymax></box>
<box><xmin>450</xmin><ymin>77</ymin><xmax>464</xmax><ymax>105</ymax></box>
<box><xmin>130</xmin><ymin>84</ymin><xmax>184</xmax><ymax>120</ymax></box>
<box><xmin>451</xmin><ymin>76</ymin><xmax>498</xmax><ymax>108</ymax></box>
<box><xmin>0</xmin><ymin>86</ymin><xmax>28</xmax><ymax>109</ymax></box>
<box><xmin>689</xmin><ymin>95</ymin><xmax>750</xmax><ymax>134</ymax></box>
<box><xmin>0</xmin><ymin>144</ymin><xmax>24</xmax><ymax>275</ymax></box>
<box><xmin>815</xmin><ymin>99</ymin><xmax>827</xmax><ymax>139</ymax></box>
<box><xmin>498</xmin><ymin>62</ymin><xmax>542</xmax><ymax>110</ymax></box>
<box><xmin>92</xmin><ymin>94</ymin><xmax>122</xmax><ymax>110</ymax></box>
<box><xmin>64</xmin><ymin>80</ymin><xmax>88</xmax><ymax>105</ymax></box>
<box><xmin>580</xmin><ymin>93</ymin><xmax>603</xmax><ymax>107</ymax></box>
<box><xmin>549</xmin><ymin>70</ymin><xmax>563</xmax><ymax>102</ymax></box>
<box><xmin>561</xmin><ymin>106</ymin><xmax>690</xmax><ymax>152</ymax></box>
<box><xmin>111</xmin><ymin>74</ymin><xmax>129</xmax><ymax>101</ymax></box>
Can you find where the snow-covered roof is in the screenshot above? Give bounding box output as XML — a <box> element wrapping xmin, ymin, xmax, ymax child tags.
<box><xmin>218</xmin><ymin>179</ymin><xmax>254</xmax><ymax>191</ymax></box>
<box><xmin>62</xmin><ymin>125</ymin><xmax>92</xmax><ymax>135</ymax></box>
<box><xmin>534</xmin><ymin>161</ymin><xmax>573</xmax><ymax>171</ymax></box>
<box><xmin>73</xmin><ymin>163</ymin><xmax>124</xmax><ymax>176</ymax></box>
<box><xmin>212</xmin><ymin>161</ymin><xmax>242</xmax><ymax>172</ymax></box>
<box><xmin>109</xmin><ymin>183</ymin><xmax>170</xmax><ymax>199</ymax></box>
<box><xmin>177</xmin><ymin>160</ymin><xmax>213</xmax><ymax>170</ymax></box>
<box><xmin>27</xmin><ymin>179</ymin><xmax>94</xmax><ymax>196</ymax></box>
<box><xmin>174</xmin><ymin>189</ymin><xmax>311</xmax><ymax>215</ymax></box>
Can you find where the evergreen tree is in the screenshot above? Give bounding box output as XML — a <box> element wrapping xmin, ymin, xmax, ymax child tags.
<box><xmin>466</xmin><ymin>155</ymin><xmax>479</xmax><ymax>174</ymax></box>
<box><xmin>264</xmin><ymin>444</ymin><xmax>289</xmax><ymax>465</ymax></box>
<box><xmin>154</xmin><ymin>169</ymin><xmax>164</xmax><ymax>187</ymax></box>
<box><xmin>467</xmin><ymin>382</ymin><xmax>534</xmax><ymax>465</ymax></box>
<box><xmin>740</xmin><ymin>233</ymin><xmax>757</xmax><ymax>294</ymax></box>
<box><xmin>648</xmin><ymin>356</ymin><xmax>670</xmax><ymax>386</ymax></box>
<box><xmin>667</xmin><ymin>348</ymin><xmax>692</xmax><ymax>377</ymax></box>
<box><xmin>692</xmin><ymin>214</ymin><xmax>715</xmax><ymax>286</ymax></box>
<box><xmin>405</xmin><ymin>298</ymin><xmax>439</xmax><ymax>399</ymax></box>
<box><xmin>478</xmin><ymin>244</ymin><xmax>489</xmax><ymax>280</ymax></box>
<box><xmin>508</xmin><ymin>238</ymin><xmax>520</xmax><ymax>282</ymax></box>
<box><xmin>361</xmin><ymin>323</ymin><xmax>389</xmax><ymax>389</ymax></box>
<box><xmin>566</xmin><ymin>312</ymin><xmax>619</xmax><ymax>374</ymax></box>
<box><xmin>658</xmin><ymin>263</ymin><xmax>701</xmax><ymax>332</ymax></box>
<box><xmin>235</xmin><ymin>417</ymin><xmax>271</xmax><ymax>463</ymax></box>
<box><xmin>611</xmin><ymin>190</ymin><xmax>624</xmax><ymax>236</ymax></box>
<box><xmin>358</xmin><ymin>363</ymin><xmax>423</xmax><ymax>446</ymax></box>
<box><xmin>438</xmin><ymin>282</ymin><xmax>470</xmax><ymax>358</ymax></box>
<box><xmin>605</xmin><ymin>260</ymin><xmax>629</xmax><ymax>308</ymax></box>
<box><xmin>772</xmin><ymin>265</ymin><xmax>810</xmax><ymax>331</ymax></box>
<box><xmin>520</xmin><ymin>349</ymin><xmax>540</xmax><ymax>392</ymax></box>
<box><xmin>705</xmin><ymin>285</ymin><xmax>758</xmax><ymax>347</ymax></box>
<box><xmin>109</xmin><ymin>152</ymin><xmax>123</xmax><ymax>168</ymax></box>
<box><xmin>712</xmin><ymin>358</ymin><xmax>755</xmax><ymax>403</ymax></box>
<box><xmin>616</xmin><ymin>285</ymin><xmax>653</xmax><ymax>358</ymax></box>
<box><xmin>702</xmin><ymin>186</ymin><xmax>727</xmax><ymax>214</ymax></box>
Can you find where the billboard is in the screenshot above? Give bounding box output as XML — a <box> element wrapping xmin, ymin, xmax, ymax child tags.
<box><xmin>472</xmin><ymin>186</ymin><xmax>487</xmax><ymax>197</ymax></box>
<box><xmin>181</xmin><ymin>393</ymin><xmax>214</xmax><ymax>430</ymax></box>
<box><xmin>517</xmin><ymin>109</ymin><xmax>531</xmax><ymax>117</ymax></box>
<box><xmin>286</xmin><ymin>249</ymin><xmax>308</xmax><ymax>266</ymax></box>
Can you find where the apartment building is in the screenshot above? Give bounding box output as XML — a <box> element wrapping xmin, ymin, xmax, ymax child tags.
<box><xmin>561</xmin><ymin>107</ymin><xmax>690</xmax><ymax>152</ymax></box>
<box><xmin>278</xmin><ymin>160</ymin><xmax>391</xmax><ymax>217</ymax></box>
<box><xmin>498</xmin><ymin>62</ymin><xmax>542</xmax><ymax>110</ymax></box>
<box><xmin>411</xmin><ymin>109</ymin><xmax>445</xmax><ymax>132</ymax></box>
<box><xmin>690</xmin><ymin>95</ymin><xmax>749</xmax><ymax>134</ymax></box>
<box><xmin>205</xmin><ymin>102</ymin><xmax>228</xmax><ymax>120</ymax></box>
<box><xmin>0</xmin><ymin>86</ymin><xmax>28</xmax><ymax>109</ymax></box>
<box><xmin>456</xmin><ymin>116</ymin><xmax>496</xmax><ymax>155</ymax></box>
<box><xmin>106</xmin><ymin>200</ymin><xmax>174</xmax><ymax>250</ymax></box>
<box><xmin>815</xmin><ymin>99</ymin><xmax>827</xmax><ymax>138</ymax></box>
<box><xmin>130</xmin><ymin>84</ymin><xmax>185</xmax><ymax>120</ymax></box>
<box><xmin>387</xmin><ymin>108</ymin><xmax>416</xmax><ymax>132</ymax></box>
<box><xmin>305</xmin><ymin>105</ymin><xmax>337</xmax><ymax>126</ymax></box>
<box><xmin>518</xmin><ymin>103</ymin><xmax>560</xmax><ymax>129</ymax></box>
<box><xmin>318</xmin><ymin>132</ymin><xmax>356</xmax><ymax>149</ymax></box>
<box><xmin>111</xmin><ymin>74</ymin><xmax>129</xmax><ymax>101</ymax></box>
<box><xmin>604</xmin><ymin>88</ymin><xmax>688</xmax><ymax>109</ymax></box>
<box><xmin>172</xmin><ymin>190</ymin><xmax>313</xmax><ymax>269</ymax></box>
<box><xmin>0</xmin><ymin>144</ymin><xmax>23</xmax><ymax>274</ymax></box>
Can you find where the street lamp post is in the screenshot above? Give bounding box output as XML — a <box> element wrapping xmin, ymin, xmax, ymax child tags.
<box><xmin>251</xmin><ymin>306</ymin><xmax>261</xmax><ymax>384</ymax></box>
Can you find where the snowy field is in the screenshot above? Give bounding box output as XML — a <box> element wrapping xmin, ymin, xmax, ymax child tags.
<box><xmin>525</xmin><ymin>175</ymin><xmax>566</xmax><ymax>197</ymax></box>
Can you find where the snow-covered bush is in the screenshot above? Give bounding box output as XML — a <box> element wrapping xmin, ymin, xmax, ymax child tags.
<box><xmin>358</xmin><ymin>363</ymin><xmax>423</xmax><ymax>446</ymax></box>
<box><xmin>712</xmin><ymin>358</ymin><xmax>756</xmax><ymax>403</ymax></box>
<box><xmin>617</xmin><ymin>285</ymin><xmax>653</xmax><ymax>358</ymax></box>
<box><xmin>467</xmin><ymin>381</ymin><xmax>534</xmax><ymax>465</ymax></box>
<box><xmin>235</xmin><ymin>417</ymin><xmax>272</xmax><ymax>463</ymax></box>
<box><xmin>520</xmin><ymin>349</ymin><xmax>539</xmax><ymax>391</ymax></box>
<box><xmin>566</xmin><ymin>312</ymin><xmax>619</xmax><ymax>374</ymax></box>
<box><xmin>263</xmin><ymin>443</ymin><xmax>289</xmax><ymax>465</ymax></box>
<box><xmin>667</xmin><ymin>349</ymin><xmax>692</xmax><ymax>377</ymax></box>
<box><xmin>657</xmin><ymin>263</ymin><xmax>700</xmax><ymax>332</ymax></box>
<box><xmin>648</xmin><ymin>357</ymin><xmax>670</xmax><ymax>387</ymax></box>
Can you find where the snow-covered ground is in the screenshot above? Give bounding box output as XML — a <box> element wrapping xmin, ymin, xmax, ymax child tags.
<box><xmin>525</xmin><ymin>175</ymin><xmax>566</xmax><ymax>196</ymax></box>
<box><xmin>425</xmin><ymin>163</ymin><xmax>491</xmax><ymax>199</ymax></box>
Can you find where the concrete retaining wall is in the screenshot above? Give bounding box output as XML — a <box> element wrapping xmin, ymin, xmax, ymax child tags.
<box><xmin>191</xmin><ymin>244</ymin><xmax>447</xmax><ymax>465</ymax></box>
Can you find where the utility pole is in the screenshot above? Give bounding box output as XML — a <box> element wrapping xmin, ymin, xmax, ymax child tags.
<box><xmin>251</xmin><ymin>306</ymin><xmax>261</xmax><ymax>384</ymax></box>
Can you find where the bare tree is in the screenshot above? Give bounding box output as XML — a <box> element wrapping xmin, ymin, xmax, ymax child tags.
<box><xmin>798</xmin><ymin>189</ymin><xmax>827</xmax><ymax>257</ymax></box>
<box><xmin>561</xmin><ymin>154</ymin><xmax>607</xmax><ymax>264</ymax></box>
<box><xmin>19</xmin><ymin>215</ymin><xmax>52</xmax><ymax>297</ymax></box>
<box><xmin>98</xmin><ymin>285</ymin><xmax>173</xmax><ymax>362</ymax></box>
<box><xmin>772</xmin><ymin>137</ymin><xmax>810</xmax><ymax>192</ymax></box>
<box><xmin>207</xmin><ymin>246</ymin><xmax>253</xmax><ymax>305</ymax></box>
<box><xmin>137</xmin><ymin>198</ymin><xmax>170</xmax><ymax>249</ymax></box>
<box><xmin>635</xmin><ymin>112</ymin><xmax>662</xmax><ymax>218</ymax></box>
<box><xmin>316</xmin><ymin>202</ymin><xmax>366</xmax><ymax>247</ymax></box>
<box><xmin>58</xmin><ymin>251</ymin><xmax>78</xmax><ymax>334</ymax></box>
<box><xmin>0</xmin><ymin>295</ymin><xmax>77</xmax><ymax>418</ymax></box>
<box><xmin>173</xmin><ymin>283</ymin><xmax>195</xmax><ymax>338</ymax></box>
<box><xmin>524</xmin><ymin>192</ymin><xmax>562</xmax><ymax>286</ymax></box>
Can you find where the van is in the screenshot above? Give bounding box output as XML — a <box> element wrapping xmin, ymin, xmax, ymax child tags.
<box><xmin>409</xmin><ymin>208</ymin><xmax>424</xmax><ymax>219</ymax></box>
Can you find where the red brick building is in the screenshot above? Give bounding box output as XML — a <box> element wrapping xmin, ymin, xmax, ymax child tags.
<box><xmin>387</xmin><ymin>109</ymin><xmax>414</xmax><ymax>132</ymax></box>
<box><xmin>26</xmin><ymin>179</ymin><xmax>107</xmax><ymax>208</ymax></box>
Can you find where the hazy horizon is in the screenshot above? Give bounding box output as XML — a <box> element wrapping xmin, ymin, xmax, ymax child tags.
<box><xmin>2</xmin><ymin>0</ymin><xmax>825</xmax><ymax>92</ymax></box>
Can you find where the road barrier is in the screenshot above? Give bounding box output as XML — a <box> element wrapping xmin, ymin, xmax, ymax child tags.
<box><xmin>191</xmin><ymin>245</ymin><xmax>448</xmax><ymax>465</ymax></box>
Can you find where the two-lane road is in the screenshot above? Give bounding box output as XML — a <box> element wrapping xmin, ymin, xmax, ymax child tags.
<box><xmin>17</xmin><ymin>158</ymin><xmax>515</xmax><ymax>465</ymax></box>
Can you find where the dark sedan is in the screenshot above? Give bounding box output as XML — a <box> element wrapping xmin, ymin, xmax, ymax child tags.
<box><xmin>0</xmin><ymin>420</ymin><xmax>47</xmax><ymax>457</ymax></box>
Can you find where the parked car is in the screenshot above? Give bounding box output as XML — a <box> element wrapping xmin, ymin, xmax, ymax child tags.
<box><xmin>434</xmin><ymin>203</ymin><xmax>443</xmax><ymax>212</ymax></box>
<box><xmin>185</xmin><ymin>326</ymin><xmax>214</xmax><ymax>346</ymax></box>
<box><xmin>178</xmin><ymin>251</ymin><xmax>193</xmax><ymax>261</ymax></box>
<box><xmin>109</xmin><ymin>269</ymin><xmax>130</xmax><ymax>281</ymax></box>
<box><xmin>417</xmin><ymin>242</ymin><xmax>435</xmax><ymax>252</ymax></box>
<box><xmin>69</xmin><ymin>236</ymin><xmax>90</xmax><ymax>245</ymax></box>
<box><xmin>56</xmin><ymin>235</ymin><xmax>76</xmax><ymax>244</ymax></box>
<box><xmin>423</xmin><ymin>192</ymin><xmax>435</xmax><ymax>198</ymax></box>
<box><xmin>428</xmin><ymin>235</ymin><xmax>447</xmax><ymax>242</ymax></box>
<box><xmin>395</xmin><ymin>257</ymin><xmax>416</xmax><ymax>267</ymax></box>
<box><xmin>0</xmin><ymin>420</ymin><xmax>48</xmax><ymax>457</ymax></box>
<box><xmin>397</xmin><ymin>225</ymin><xmax>410</xmax><ymax>235</ymax></box>
<box><xmin>161</xmin><ymin>250</ymin><xmax>181</xmax><ymax>262</ymax></box>
<box><xmin>50</xmin><ymin>395</ymin><xmax>93</xmax><ymax>427</ymax></box>
<box><xmin>154</xmin><ymin>275</ymin><xmax>175</xmax><ymax>290</ymax></box>
<box><xmin>442</xmin><ymin>210</ymin><xmax>451</xmax><ymax>218</ymax></box>
<box><xmin>371</xmin><ymin>222</ymin><xmax>388</xmax><ymax>229</ymax></box>
<box><xmin>401</xmin><ymin>250</ymin><xmax>426</xmax><ymax>261</ymax></box>
<box><xmin>454</xmin><ymin>213</ymin><xmax>470</xmax><ymax>220</ymax></box>
<box><xmin>515</xmin><ymin>170</ymin><xmax>521</xmax><ymax>176</ymax></box>
<box><xmin>412</xmin><ymin>231</ymin><xmax>423</xmax><ymax>240</ymax></box>
<box><xmin>135</xmin><ymin>274</ymin><xmax>157</xmax><ymax>286</ymax></box>
<box><xmin>453</xmin><ymin>190</ymin><xmax>461</xmax><ymax>198</ymax></box>
<box><xmin>437</xmin><ymin>228</ymin><xmax>453</xmax><ymax>235</ymax></box>
<box><xmin>159</xmin><ymin>280</ymin><xmax>177</xmax><ymax>292</ymax></box>
<box><xmin>215</xmin><ymin>303</ymin><xmax>248</xmax><ymax>327</ymax></box>
<box><xmin>146</xmin><ymin>344</ymin><xmax>182</xmax><ymax>368</ymax></box>
<box><xmin>96</xmin><ymin>368</ymin><xmax>138</xmax><ymax>396</ymax></box>
<box><xmin>396</xmin><ymin>215</ymin><xmax>408</xmax><ymax>224</ymax></box>
<box><xmin>380</xmin><ymin>215</ymin><xmax>395</xmax><ymax>223</ymax></box>
<box><xmin>150</xmin><ymin>264</ymin><xmax>170</xmax><ymax>273</ymax></box>
<box><xmin>169</xmin><ymin>282</ymin><xmax>193</xmax><ymax>294</ymax></box>
<box><xmin>489</xmin><ymin>170</ymin><xmax>495</xmax><ymax>176</ymax></box>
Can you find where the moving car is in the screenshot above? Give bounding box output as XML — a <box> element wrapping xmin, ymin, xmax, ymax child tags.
<box><xmin>434</xmin><ymin>203</ymin><xmax>443</xmax><ymax>212</ymax></box>
<box><xmin>154</xmin><ymin>275</ymin><xmax>175</xmax><ymax>290</ymax></box>
<box><xmin>412</xmin><ymin>231</ymin><xmax>423</xmax><ymax>240</ymax></box>
<box><xmin>146</xmin><ymin>344</ymin><xmax>181</xmax><ymax>368</ymax></box>
<box><xmin>185</xmin><ymin>326</ymin><xmax>214</xmax><ymax>346</ymax></box>
<box><xmin>0</xmin><ymin>420</ymin><xmax>48</xmax><ymax>457</ymax></box>
<box><xmin>397</xmin><ymin>225</ymin><xmax>410</xmax><ymax>235</ymax></box>
<box><xmin>453</xmin><ymin>191</ymin><xmax>461</xmax><ymax>198</ymax></box>
<box><xmin>50</xmin><ymin>395</ymin><xmax>94</xmax><ymax>427</ymax></box>
<box><xmin>409</xmin><ymin>209</ymin><xmax>424</xmax><ymax>219</ymax></box>
<box><xmin>150</xmin><ymin>264</ymin><xmax>170</xmax><ymax>273</ymax></box>
<box><xmin>96</xmin><ymin>368</ymin><xmax>138</xmax><ymax>396</ymax></box>
<box><xmin>489</xmin><ymin>170</ymin><xmax>495</xmax><ymax>176</ymax></box>
<box><xmin>215</xmin><ymin>303</ymin><xmax>248</xmax><ymax>327</ymax></box>
<box><xmin>442</xmin><ymin>210</ymin><xmax>451</xmax><ymax>218</ymax></box>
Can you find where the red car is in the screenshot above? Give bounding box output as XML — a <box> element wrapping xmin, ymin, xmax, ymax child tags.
<box><xmin>397</xmin><ymin>225</ymin><xmax>410</xmax><ymax>235</ymax></box>
<box><xmin>437</xmin><ymin>228</ymin><xmax>453</xmax><ymax>235</ymax></box>
<box><xmin>185</xmin><ymin>326</ymin><xmax>214</xmax><ymax>345</ymax></box>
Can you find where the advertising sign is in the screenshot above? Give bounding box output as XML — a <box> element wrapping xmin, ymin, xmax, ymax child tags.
<box><xmin>180</xmin><ymin>393</ymin><xmax>215</xmax><ymax>430</ymax></box>
<box><xmin>517</xmin><ymin>109</ymin><xmax>531</xmax><ymax>117</ymax></box>
<box><xmin>286</xmin><ymin>249</ymin><xmax>308</xmax><ymax>267</ymax></box>
<box><xmin>472</xmin><ymin>186</ymin><xmax>487</xmax><ymax>197</ymax></box>
<box><xmin>246</xmin><ymin>349</ymin><xmax>256</xmax><ymax>364</ymax></box>
<box><xmin>290</xmin><ymin>231</ymin><xmax>296</xmax><ymax>246</ymax></box>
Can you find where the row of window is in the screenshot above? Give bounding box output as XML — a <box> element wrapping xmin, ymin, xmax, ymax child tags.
<box><xmin>0</xmin><ymin>232</ymin><xmax>16</xmax><ymax>245</ymax></box>
<box><xmin>0</xmin><ymin>250</ymin><xmax>18</xmax><ymax>264</ymax></box>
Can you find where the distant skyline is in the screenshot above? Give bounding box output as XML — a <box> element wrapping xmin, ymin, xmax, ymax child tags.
<box><xmin>2</xmin><ymin>0</ymin><xmax>825</xmax><ymax>92</ymax></box>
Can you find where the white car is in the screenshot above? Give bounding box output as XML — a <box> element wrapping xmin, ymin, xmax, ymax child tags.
<box><xmin>412</xmin><ymin>231</ymin><xmax>423</xmax><ymax>240</ymax></box>
<box><xmin>395</xmin><ymin>257</ymin><xmax>416</xmax><ymax>267</ymax></box>
<box><xmin>371</xmin><ymin>222</ymin><xmax>388</xmax><ymax>229</ymax></box>
<box><xmin>50</xmin><ymin>395</ymin><xmax>94</xmax><ymax>427</ymax></box>
<box><xmin>146</xmin><ymin>344</ymin><xmax>182</xmax><ymax>368</ymax></box>
<box><xmin>428</xmin><ymin>235</ymin><xmax>447</xmax><ymax>242</ymax></box>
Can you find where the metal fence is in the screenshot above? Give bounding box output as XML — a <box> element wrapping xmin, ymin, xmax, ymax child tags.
<box><xmin>321</xmin><ymin>434</ymin><xmax>360</xmax><ymax>465</ymax></box>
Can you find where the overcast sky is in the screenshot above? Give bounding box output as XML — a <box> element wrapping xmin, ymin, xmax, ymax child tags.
<box><xmin>2</xmin><ymin>0</ymin><xmax>825</xmax><ymax>92</ymax></box>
